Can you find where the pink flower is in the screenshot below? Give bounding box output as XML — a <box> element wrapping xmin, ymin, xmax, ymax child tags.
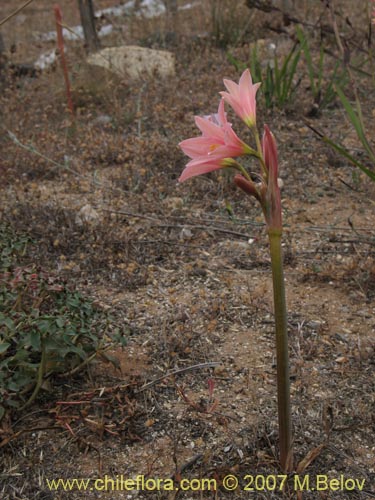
<box><xmin>220</xmin><ymin>69</ymin><xmax>261</xmax><ymax>127</ymax></box>
<box><xmin>178</xmin><ymin>99</ymin><xmax>250</xmax><ymax>182</ymax></box>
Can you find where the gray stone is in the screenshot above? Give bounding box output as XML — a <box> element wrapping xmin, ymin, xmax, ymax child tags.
<box><xmin>87</xmin><ymin>45</ymin><xmax>175</xmax><ymax>81</ymax></box>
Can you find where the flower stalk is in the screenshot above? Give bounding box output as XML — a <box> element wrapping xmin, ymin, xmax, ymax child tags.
<box><xmin>268</xmin><ymin>228</ymin><xmax>292</xmax><ymax>472</ymax></box>
<box><xmin>54</xmin><ymin>4</ymin><xmax>74</xmax><ymax>117</ymax></box>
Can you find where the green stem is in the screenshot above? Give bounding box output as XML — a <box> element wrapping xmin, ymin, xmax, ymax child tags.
<box><xmin>268</xmin><ymin>229</ymin><xmax>293</xmax><ymax>472</ymax></box>
<box><xmin>252</xmin><ymin>126</ymin><xmax>268</xmax><ymax>178</ymax></box>
<box><xmin>237</xmin><ymin>162</ymin><xmax>252</xmax><ymax>182</ymax></box>
<box><xmin>19</xmin><ymin>340</ymin><xmax>46</xmax><ymax>411</ymax></box>
<box><xmin>225</xmin><ymin>160</ymin><xmax>253</xmax><ymax>182</ymax></box>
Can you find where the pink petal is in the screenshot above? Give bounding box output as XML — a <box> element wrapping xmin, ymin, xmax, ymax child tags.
<box><xmin>179</xmin><ymin>136</ymin><xmax>221</xmax><ymax>159</ymax></box>
<box><xmin>223</xmin><ymin>78</ymin><xmax>240</xmax><ymax>97</ymax></box>
<box><xmin>178</xmin><ymin>158</ymin><xmax>224</xmax><ymax>182</ymax></box>
<box><xmin>195</xmin><ymin>115</ymin><xmax>223</xmax><ymax>139</ymax></box>
<box><xmin>223</xmin><ymin>128</ymin><xmax>247</xmax><ymax>156</ymax></box>
<box><xmin>239</xmin><ymin>68</ymin><xmax>253</xmax><ymax>89</ymax></box>
<box><xmin>219</xmin><ymin>92</ymin><xmax>243</xmax><ymax>119</ymax></box>
<box><xmin>217</xmin><ymin>98</ymin><xmax>227</xmax><ymax>126</ymax></box>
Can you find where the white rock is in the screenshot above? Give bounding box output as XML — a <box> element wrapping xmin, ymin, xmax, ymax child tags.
<box><xmin>34</xmin><ymin>50</ymin><xmax>57</xmax><ymax>70</ymax></box>
<box><xmin>179</xmin><ymin>227</ymin><xmax>193</xmax><ymax>240</ymax></box>
<box><xmin>75</xmin><ymin>204</ymin><xmax>100</xmax><ymax>226</ymax></box>
<box><xmin>91</xmin><ymin>114</ymin><xmax>112</xmax><ymax>127</ymax></box>
<box><xmin>87</xmin><ymin>45</ymin><xmax>175</xmax><ymax>81</ymax></box>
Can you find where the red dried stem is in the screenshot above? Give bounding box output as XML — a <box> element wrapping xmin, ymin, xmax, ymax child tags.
<box><xmin>54</xmin><ymin>5</ymin><xmax>74</xmax><ymax>117</ymax></box>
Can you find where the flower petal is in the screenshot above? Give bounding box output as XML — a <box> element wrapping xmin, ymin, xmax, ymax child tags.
<box><xmin>179</xmin><ymin>136</ymin><xmax>221</xmax><ymax>159</ymax></box>
<box><xmin>178</xmin><ymin>158</ymin><xmax>225</xmax><ymax>182</ymax></box>
<box><xmin>195</xmin><ymin>115</ymin><xmax>224</xmax><ymax>139</ymax></box>
<box><xmin>223</xmin><ymin>78</ymin><xmax>240</xmax><ymax>97</ymax></box>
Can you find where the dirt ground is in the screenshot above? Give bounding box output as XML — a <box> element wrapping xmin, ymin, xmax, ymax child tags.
<box><xmin>0</xmin><ymin>0</ymin><xmax>374</xmax><ymax>499</ymax></box>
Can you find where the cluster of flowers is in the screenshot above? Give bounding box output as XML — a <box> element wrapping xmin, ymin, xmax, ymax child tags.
<box><xmin>179</xmin><ymin>69</ymin><xmax>282</xmax><ymax>231</ymax></box>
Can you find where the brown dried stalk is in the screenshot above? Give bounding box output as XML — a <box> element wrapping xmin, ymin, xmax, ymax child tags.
<box><xmin>54</xmin><ymin>5</ymin><xmax>74</xmax><ymax>117</ymax></box>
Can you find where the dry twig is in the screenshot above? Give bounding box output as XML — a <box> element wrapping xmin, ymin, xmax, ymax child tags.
<box><xmin>136</xmin><ymin>362</ymin><xmax>221</xmax><ymax>393</ymax></box>
<box><xmin>0</xmin><ymin>0</ymin><xmax>34</xmax><ymax>27</ymax></box>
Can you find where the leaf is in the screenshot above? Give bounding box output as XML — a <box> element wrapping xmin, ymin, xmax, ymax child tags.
<box><xmin>1</xmin><ymin>317</ymin><xmax>14</xmax><ymax>330</ymax></box>
<box><xmin>36</xmin><ymin>319</ymin><xmax>54</xmax><ymax>334</ymax></box>
<box><xmin>12</xmin><ymin>349</ymin><xmax>29</xmax><ymax>362</ymax></box>
<box><xmin>43</xmin><ymin>337</ymin><xmax>62</xmax><ymax>350</ymax></box>
<box><xmin>0</xmin><ymin>342</ymin><xmax>10</xmax><ymax>354</ymax></box>
<box><xmin>6</xmin><ymin>398</ymin><xmax>22</xmax><ymax>408</ymax></box>
<box><xmin>56</xmin><ymin>317</ymin><xmax>65</xmax><ymax>328</ymax></box>
<box><xmin>317</xmin><ymin>44</ymin><xmax>324</xmax><ymax>94</ymax></box>
<box><xmin>57</xmin><ymin>344</ymin><xmax>87</xmax><ymax>359</ymax></box>
<box><xmin>110</xmin><ymin>330</ymin><xmax>127</xmax><ymax>347</ymax></box>
<box><xmin>8</xmin><ymin>378</ymin><xmax>31</xmax><ymax>391</ymax></box>
<box><xmin>100</xmin><ymin>351</ymin><xmax>120</xmax><ymax>369</ymax></box>
<box><xmin>296</xmin><ymin>25</ymin><xmax>316</xmax><ymax>97</ymax></box>
<box><xmin>226</xmin><ymin>52</ymin><xmax>245</xmax><ymax>73</ymax></box>
<box><xmin>284</xmin><ymin>49</ymin><xmax>301</xmax><ymax>103</ymax></box>
<box><xmin>296</xmin><ymin>444</ymin><xmax>326</xmax><ymax>474</ymax></box>
<box><xmin>322</xmin><ymin>135</ymin><xmax>375</xmax><ymax>182</ymax></box>
<box><xmin>30</xmin><ymin>331</ymin><xmax>41</xmax><ymax>351</ymax></box>
<box><xmin>335</xmin><ymin>85</ymin><xmax>375</xmax><ymax>163</ymax></box>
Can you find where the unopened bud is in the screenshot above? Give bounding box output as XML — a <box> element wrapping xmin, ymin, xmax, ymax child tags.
<box><xmin>234</xmin><ymin>175</ymin><xmax>260</xmax><ymax>200</ymax></box>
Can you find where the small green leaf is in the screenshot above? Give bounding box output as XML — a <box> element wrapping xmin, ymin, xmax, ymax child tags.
<box><xmin>30</xmin><ymin>331</ymin><xmax>41</xmax><ymax>351</ymax></box>
<box><xmin>56</xmin><ymin>317</ymin><xmax>65</xmax><ymax>328</ymax></box>
<box><xmin>1</xmin><ymin>317</ymin><xmax>14</xmax><ymax>330</ymax></box>
<box><xmin>35</xmin><ymin>319</ymin><xmax>53</xmax><ymax>334</ymax></box>
<box><xmin>0</xmin><ymin>342</ymin><xmax>11</xmax><ymax>354</ymax></box>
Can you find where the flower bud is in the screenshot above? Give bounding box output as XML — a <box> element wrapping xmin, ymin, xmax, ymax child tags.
<box><xmin>234</xmin><ymin>174</ymin><xmax>260</xmax><ymax>201</ymax></box>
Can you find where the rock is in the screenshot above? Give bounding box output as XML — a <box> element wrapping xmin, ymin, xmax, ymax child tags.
<box><xmin>75</xmin><ymin>204</ymin><xmax>100</xmax><ymax>226</ymax></box>
<box><xmin>163</xmin><ymin>196</ymin><xmax>183</xmax><ymax>211</ymax></box>
<box><xmin>91</xmin><ymin>114</ymin><xmax>112</xmax><ymax>127</ymax></box>
<box><xmin>87</xmin><ymin>45</ymin><xmax>175</xmax><ymax>81</ymax></box>
<box><xmin>179</xmin><ymin>227</ymin><xmax>193</xmax><ymax>240</ymax></box>
<box><xmin>34</xmin><ymin>50</ymin><xmax>57</xmax><ymax>71</ymax></box>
